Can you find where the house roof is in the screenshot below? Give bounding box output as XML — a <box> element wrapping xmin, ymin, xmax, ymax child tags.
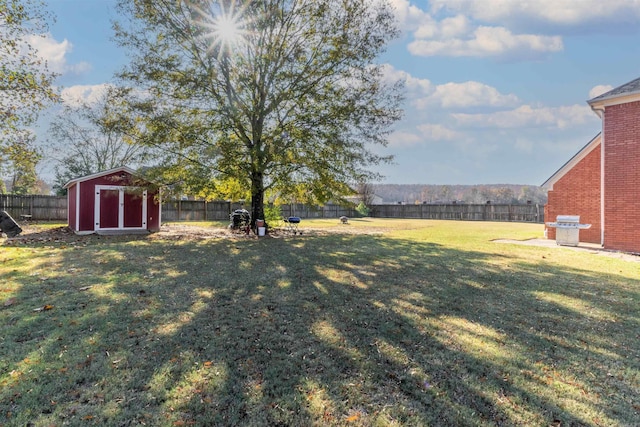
<box><xmin>588</xmin><ymin>76</ymin><xmax>640</xmax><ymax>106</ymax></box>
<box><xmin>63</xmin><ymin>166</ymin><xmax>138</xmax><ymax>189</ymax></box>
<box><xmin>541</xmin><ymin>133</ymin><xmax>601</xmax><ymax>190</ymax></box>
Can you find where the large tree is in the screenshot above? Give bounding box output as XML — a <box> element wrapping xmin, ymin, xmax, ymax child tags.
<box><xmin>0</xmin><ymin>0</ymin><xmax>58</xmax><ymax>136</ymax></box>
<box><xmin>1</xmin><ymin>0</ymin><xmax>58</xmax><ymax>192</ymax></box>
<box><xmin>3</xmin><ymin>132</ymin><xmax>41</xmax><ymax>194</ymax></box>
<box><xmin>47</xmin><ymin>86</ymin><xmax>154</xmax><ymax>195</ymax></box>
<box><xmin>114</xmin><ymin>0</ymin><xmax>402</xmax><ymax>226</ymax></box>
<box><xmin>356</xmin><ymin>181</ymin><xmax>376</xmax><ymax>206</ymax></box>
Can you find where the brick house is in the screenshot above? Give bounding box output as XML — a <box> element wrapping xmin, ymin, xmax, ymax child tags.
<box><xmin>543</xmin><ymin>77</ymin><xmax>640</xmax><ymax>253</ymax></box>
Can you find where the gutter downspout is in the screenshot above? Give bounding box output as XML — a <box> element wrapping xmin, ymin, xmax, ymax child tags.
<box><xmin>590</xmin><ymin>105</ymin><xmax>605</xmax><ymax>247</ymax></box>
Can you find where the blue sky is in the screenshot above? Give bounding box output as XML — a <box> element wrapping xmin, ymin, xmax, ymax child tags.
<box><xmin>34</xmin><ymin>0</ymin><xmax>640</xmax><ymax>185</ymax></box>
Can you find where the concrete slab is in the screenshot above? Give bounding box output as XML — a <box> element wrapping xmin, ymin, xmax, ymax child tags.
<box><xmin>493</xmin><ymin>238</ymin><xmax>640</xmax><ymax>262</ymax></box>
<box><xmin>96</xmin><ymin>230</ymin><xmax>150</xmax><ymax>236</ymax></box>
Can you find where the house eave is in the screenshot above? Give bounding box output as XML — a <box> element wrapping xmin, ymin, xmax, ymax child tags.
<box><xmin>588</xmin><ymin>91</ymin><xmax>640</xmax><ymax>110</ymax></box>
<box><xmin>542</xmin><ymin>133</ymin><xmax>601</xmax><ymax>191</ymax></box>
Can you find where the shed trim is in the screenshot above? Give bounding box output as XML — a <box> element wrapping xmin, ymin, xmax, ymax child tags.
<box><xmin>94</xmin><ymin>185</ymin><xmax>148</xmax><ymax>232</ymax></box>
<box><xmin>75</xmin><ymin>183</ymin><xmax>80</xmax><ymax>232</ymax></box>
<box><xmin>63</xmin><ymin>166</ymin><xmax>137</xmax><ymax>189</ymax></box>
<box><xmin>158</xmin><ymin>191</ymin><xmax>162</xmax><ymax>226</ymax></box>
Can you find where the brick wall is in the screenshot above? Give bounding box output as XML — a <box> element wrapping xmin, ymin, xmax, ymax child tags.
<box><xmin>603</xmin><ymin>101</ymin><xmax>640</xmax><ymax>252</ymax></box>
<box><xmin>545</xmin><ymin>143</ymin><xmax>601</xmax><ymax>243</ymax></box>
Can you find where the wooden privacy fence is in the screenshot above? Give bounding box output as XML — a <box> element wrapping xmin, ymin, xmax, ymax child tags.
<box><xmin>161</xmin><ymin>201</ymin><xmax>358</xmax><ymax>221</ymax></box>
<box><xmin>1</xmin><ymin>194</ymin><xmax>67</xmax><ymax>221</ymax></box>
<box><xmin>1</xmin><ymin>195</ymin><xmax>543</xmax><ymax>223</ymax></box>
<box><xmin>371</xmin><ymin>203</ymin><xmax>544</xmax><ymax>223</ymax></box>
<box><xmin>161</xmin><ymin>200</ymin><xmax>237</xmax><ymax>221</ymax></box>
<box><xmin>279</xmin><ymin>203</ymin><xmax>356</xmax><ymax>219</ymax></box>
<box><xmin>0</xmin><ymin>196</ymin><xmax>356</xmax><ymax>222</ymax></box>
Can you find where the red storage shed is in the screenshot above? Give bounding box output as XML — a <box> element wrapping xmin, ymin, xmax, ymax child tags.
<box><xmin>63</xmin><ymin>167</ymin><xmax>161</xmax><ymax>235</ymax></box>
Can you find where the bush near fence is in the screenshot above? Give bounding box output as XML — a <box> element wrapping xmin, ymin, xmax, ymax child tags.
<box><xmin>1</xmin><ymin>195</ymin><xmax>543</xmax><ymax>224</ymax></box>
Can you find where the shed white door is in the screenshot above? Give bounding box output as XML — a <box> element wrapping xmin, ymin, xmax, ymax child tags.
<box><xmin>95</xmin><ymin>185</ymin><xmax>147</xmax><ymax>231</ymax></box>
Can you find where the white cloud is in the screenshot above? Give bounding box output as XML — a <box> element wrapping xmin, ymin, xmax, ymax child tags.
<box><xmin>388</xmin><ymin>131</ymin><xmax>423</xmax><ymax>148</ymax></box>
<box><xmin>380</xmin><ymin>63</ymin><xmax>432</xmax><ymax>93</ymax></box>
<box><xmin>383</xmin><ymin>64</ymin><xmax>520</xmax><ymax>111</ymax></box>
<box><xmin>25</xmin><ymin>33</ymin><xmax>91</xmax><ymax>75</ymax></box>
<box><xmin>430</xmin><ymin>0</ymin><xmax>640</xmax><ymax>28</ymax></box>
<box><xmin>439</xmin><ymin>15</ymin><xmax>471</xmax><ymax>38</ymax></box>
<box><xmin>589</xmin><ymin>85</ymin><xmax>614</xmax><ymax>99</ymax></box>
<box><xmin>424</xmin><ymin>81</ymin><xmax>520</xmax><ymax>109</ymax></box>
<box><xmin>398</xmin><ymin>1</ymin><xmax>640</xmax><ymax>61</ymax></box>
<box><xmin>452</xmin><ymin>104</ymin><xmax>595</xmax><ymax>130</ymax></box>
<box><xmin>379</xmin><ymin>66</ymin><xmax>601</xmax><ymax>178</ymax></box>
<box><xmin>392</xmin><ymin>2</ymin><xmax>567</xmax><ymax>60</ymax></box>
<box><xmin>61</xmin><ymin>84</ymin><xmax>111</xmax><ymax>107</ymax></box>
<box><xmin>389</xmin><ymin>0</ymin><xmax>432</xmax><ymax>31</ymax></box>
<box><xmin>417</xmin><ymin>123</ymin><xmax>462</xmax><ymax>141</ymax></box>
<box><xmin>414</xmin><ymin>14</ymin><xmax>469</xmax><ymax>39</ymax></box>
<box><xmin>408</xmin><ymin>25</ymin><xmax>563</xmax><ymax>58</ymax></box>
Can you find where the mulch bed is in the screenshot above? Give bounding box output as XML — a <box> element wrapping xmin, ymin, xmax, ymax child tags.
<box><xmin>1</xmin><ymin>222</ymin><xmax>383</xmax><ymax>246</ymax></box>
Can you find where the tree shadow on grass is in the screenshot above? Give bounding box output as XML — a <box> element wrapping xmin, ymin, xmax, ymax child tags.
<box><xmin>1</xmin><ymin>233</ymin><xmax>638</xmax><ymax>426</ymax></box>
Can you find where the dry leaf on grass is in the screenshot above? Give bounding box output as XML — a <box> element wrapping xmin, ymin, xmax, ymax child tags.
<box><xmin>33</xmin><ymin>304</ymin><xmax>54</xmax><ymax>312</ymax></box>
<box><xmin>345</xmin><ymin>413</ymin><xmax>360</xmax><ymax>422</ymax></box>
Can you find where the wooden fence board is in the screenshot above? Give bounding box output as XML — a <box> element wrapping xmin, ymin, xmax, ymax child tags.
<box><xmin>1</xmin><ymin>195</ymin><xmax>67</xmax><ymax>221</ymax></box>
<box><xmin>162</xmin><ymin>200</ymin><xmax>236</xmax><ymax>222</ymax></box>
<box><xmin>280</xmin><ymin>203</ymin><xmax>356</xmax><ymax>219</ymax></box>
<box><xmin>371</xmin><ymin>203</ymin><xmax>543</xmax><ymax>223</ymax></box>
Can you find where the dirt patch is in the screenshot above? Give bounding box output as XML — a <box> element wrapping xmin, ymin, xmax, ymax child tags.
<box><xmin>152</xmin><ymin>223</ymin><xmax>384</xmax><ymax>239</ymax></box>
<box><xmin>1</xmin><ymin>223</ymin><xmax>384</xmax><ymax>245</ymax></box>
<box><xmin>2</xmin><ymin>225</ymin><xmax>81</xmax><ymax>245</ymax></box>
<box><xmin>151</xmin><ymin>224</ymin><xmax>244</xmax><ymax>240</ymax></box>
<box><xmin>1</xmin><ymin>224</ymin><xmax>247</xmax><ymax>245</ymax></box>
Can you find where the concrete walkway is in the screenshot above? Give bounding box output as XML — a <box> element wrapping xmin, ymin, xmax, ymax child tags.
<box><xmin>493</xmin><ymin>238</ymin><xmax>640</xmax><ymax>262</ymax></box>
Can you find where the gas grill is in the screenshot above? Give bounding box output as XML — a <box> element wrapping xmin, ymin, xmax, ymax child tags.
<box><xmin>546</xmin><ymin>215</ymin><xmax>591</xmax><ymax>246</ymax></box>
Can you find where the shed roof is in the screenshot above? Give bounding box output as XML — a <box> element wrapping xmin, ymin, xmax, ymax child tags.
<box><xmin>541</xmin><ymin>133</ymin><xmax>601</xmax><ymax>190</ymax></box>
<box><xmin>588</xmin><ymin>76</ymin><xmax>640</xmax><ymax>105</ymax></box>
<box><xmin>63</xmin><ymin>166</ymin><xmax>138</xmax><ymax>189</ymax></box>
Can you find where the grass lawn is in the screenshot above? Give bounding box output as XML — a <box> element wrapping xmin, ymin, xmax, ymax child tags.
<box><xmin>1</xmin><ymin>219</ymin><xmax>638</xmax><ymax>426</ymax></box>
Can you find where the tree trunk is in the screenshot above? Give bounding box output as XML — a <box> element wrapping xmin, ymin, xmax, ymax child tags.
<box><xmin>250</xmin><ymin>170</ymin><xmax>265</xmax><ymax>232</ymax></box>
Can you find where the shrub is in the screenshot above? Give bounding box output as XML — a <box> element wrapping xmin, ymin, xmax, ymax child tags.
<box><xmin>264</xmin><ymin>204</ymin><xmax>283</xmax><ymax>225</ymax></box>
<box><xmin>356</xmin><ymin>202</ymin><xmax>369</xmax><ymax>217</ymax></box>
